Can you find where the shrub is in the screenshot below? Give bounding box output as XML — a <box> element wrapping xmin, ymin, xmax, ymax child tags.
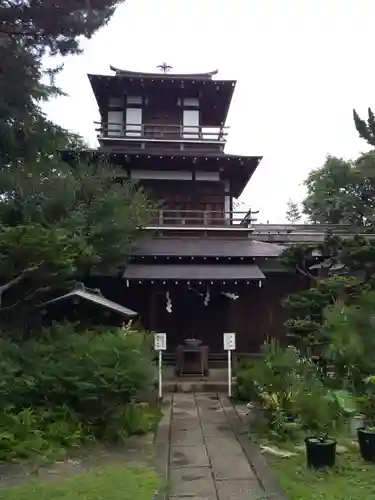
<box><xmin>0</xmin><ymin>324</ymin><xmax>158</xmax><ymax>460</ymax></box>
<box><xmin>0</xmin><ymin>405</ymin><xmax>90</xmax><ymax>461</ymax></box>
<box><xmin>236</xmin><ymin>339</ymin><xmax>336</xmax><ymax>437</ymax></box>
<box><xmin>104</xmin><ymin>403</ymin><xmax>161</xmax><ymax>442</ymax></box>
<box><xmin>323</xmin><ymin>293</ymin><xmax>375</xmax><ymax>390</ymax></box>
<box><xmin>294</xmin><ymin>378</ymin><xmax>336</xmax><ymax>433</ymax></box>
<box><xmin>235</xmin><ymin>359</ymin><xmax>261</xmax><ymax>402</ymax></box>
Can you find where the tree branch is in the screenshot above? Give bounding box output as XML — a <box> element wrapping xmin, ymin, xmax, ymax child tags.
<box><xmin>0</xmin><ymin>285</ymin><xmax>51</xmax><ymax>312</ymax></box>
<box><xmin>0</xmin><ymin>262</ymin><xmax>43</xmax><ymax>305</ymax></box>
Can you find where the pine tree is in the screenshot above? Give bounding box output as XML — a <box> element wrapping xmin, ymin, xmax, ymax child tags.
<box><xmin>285</xmin><ymin>200</ymin><xmax>301</xmax><ymax>223</ymax></box>
<box><xmin>353</xmin><ymin>108</ymin><xmax>375</xmax><ymax>146</ymax></box>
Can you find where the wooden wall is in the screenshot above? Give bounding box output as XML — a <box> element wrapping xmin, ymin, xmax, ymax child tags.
<box><xmin>143</xmin><ymin>102</ymin><xmax>182</xmax><ymax>139</ymax></box>
<box><xmin>85</xmin><ymin>274</ymin><xmax>307</xmax><ymax>355</ymax></box>
<box><xmin>141</xmin><ymin>179</ymin><xmax>226</xmax><ymax>222</ymax></box>
<box><xmin>147</xmin><ymin>287</ymin><xmax>229</xmax><ymax>351</ymax></box>
<box><xmin>229</xmin><ymin>273</ymin><xmax>307</xmax><ymax>353</ymax></box>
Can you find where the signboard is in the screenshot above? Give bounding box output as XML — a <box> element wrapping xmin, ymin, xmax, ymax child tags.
<box><xmin>154</xmin><ymin>332</ymin><xmax>167</xmax><ymax>351</ymax></box>
<box><xmin>223</xmin><ymin>332</ymin><xmax>236</xmax><ymax>351</ymax></box>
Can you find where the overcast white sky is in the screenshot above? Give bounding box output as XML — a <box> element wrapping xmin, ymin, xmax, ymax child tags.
<box><xmin>44</xmin><ymin>0</ymin><xmax>375</xmax><ymax>223</ymax></box>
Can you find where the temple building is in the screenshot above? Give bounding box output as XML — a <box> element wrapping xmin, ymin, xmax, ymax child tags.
<box><xmin>63</xmin><ymin>64</ymin><xmax>310</xmax><ymax>374</ymax></box>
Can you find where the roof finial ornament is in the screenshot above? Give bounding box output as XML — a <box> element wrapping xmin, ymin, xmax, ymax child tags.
<box><xmin>157</xmin><ymin>62</ymin><xmax>173</xmax><ymax>73</ymax></box>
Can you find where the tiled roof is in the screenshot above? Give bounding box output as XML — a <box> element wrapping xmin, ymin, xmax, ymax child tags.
<box><xmin>131</xmin><ymin>238</ymin><xmax>285</xmax><ymax>258</ymax></box>
<box><xmin>123</xmin><ymin>264</ymin><xmax>265</xmax><ymax>281</ymax></box>
<box><xmin>41</xmin><ymin>285</ymin><xmax>138</xmax><ymax>318</ymax></box>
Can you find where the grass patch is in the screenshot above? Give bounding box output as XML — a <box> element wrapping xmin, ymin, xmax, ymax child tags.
<box><xmin>247</xmin><ymin>415</ymin><xmax>375</xmax><ymax>500</ymax></box>
<box><xmin>1</xmin><ymin>465</ymin><xmax>160</xmax><ymax>500</ymax></box>
<box><xmin>268</xmin><ymin>447</ymin><xmax>375</xmax><ymax>500</ymax></box>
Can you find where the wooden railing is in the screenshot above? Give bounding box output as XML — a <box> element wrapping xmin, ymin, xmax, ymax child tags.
<box><xmin>147</xmin><ymin>209</ymin><xmax>258</xmax><ymax>228</ymax></box>
<box><xmin>96</xmin><ymin>122</ymin><xmax>229</xmax><ymax>142</ymax></box>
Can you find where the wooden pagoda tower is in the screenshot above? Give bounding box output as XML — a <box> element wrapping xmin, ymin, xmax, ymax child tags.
<box><xmin>63</xmin><ymin>64</ymin><xmax>306</xmax><ymax>372</ymax></box>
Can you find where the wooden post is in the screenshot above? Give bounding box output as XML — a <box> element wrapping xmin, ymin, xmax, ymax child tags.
<box><xmin>203</xmin><ymin>211</ymin><xmax>208</xmax><ymax>226</ymax></box>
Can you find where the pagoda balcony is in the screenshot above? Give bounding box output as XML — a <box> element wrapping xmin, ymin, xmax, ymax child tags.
<box><xmin>96</xmin><ymin>122</ymin><xmax>229</xmax><ymax>152</ymax></box>
<box><xmin>145</xmin><ymin>209</ymin><xmax>257</xmax><ymax>233</ymax></box>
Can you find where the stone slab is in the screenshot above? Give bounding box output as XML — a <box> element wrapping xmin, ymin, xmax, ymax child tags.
<box><xmin>201</xmin><ymin>423</ymin><xmax>233</xmax><ymax>438</ymax></box>
<box><xmin>171</xmin><ymin>418</ymin><xmax>200</xmax><ymax>431</ymax></box>
<box><xmin>205</xmin><ymin>437</ymin><xmax>245</xmax><ymax>457</ymax></box>
<box><xmin>169</xmin><ymin>467</ymin><xmax>216</xmax><ymax>497</ymax></box>
<box><xmin>171</xmin><ymin>445</ymin><xmax>209</xmax><ymax>468</ymax></box>
<box><xmin>173</xmin><ymin>395</ymin><xmax>196</xmax><ymax>405</ymax></box>
<box><xmin>199</xmin><ymin>413</ymin><xmax>227</xmax><ymax>422</ymax></box>
<box><xmin>198</xmin><ymin>408</ymin><xmax>226</xmax><ymax>417</ymax></box>
<box><xmin>220</xmin><ymin>395</ymin><xmax>289</xmax><ymax>500</ymax></box>
<box><xmin>216</xmin><ymin>479</ymin><xmax>266</xmax><ymax>500</ymax></box>
<box><xmin>195</xmin><ymin>393</ymin><xmax>220</xmax><ymax>400</ymax></box>
<box><xmin>171</xmin><ymin>428</ymin><xmax>204</xmax><ymax>446</ymax></box>
<box><xmin>210</xmin><ymin>454</ymin><xmax>257</xmax><ymax>480</ymax></box>
<box><xmin>196</xmin><ymin>399</ymin><xmax>221</xmax><ymax>410</ymax></box>
<box><xmin>173</xmin><ymin>409</ymin><xmax>200</xmax><ymax>418</ymax></box>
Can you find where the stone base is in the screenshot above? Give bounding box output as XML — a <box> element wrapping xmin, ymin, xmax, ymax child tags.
<box><xmin>164</xmin><ymin>368</ymin><xmax>236</xmax><ymax>393</ymax></box>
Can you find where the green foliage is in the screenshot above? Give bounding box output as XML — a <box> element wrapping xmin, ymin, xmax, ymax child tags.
<box><xmin>339</xmin><ymin>235</ymin><xmax>375</xmax><ymax>280</ymax></box>
<box><xmin>236</xmin><ymin>340</ymin><xmax>335</xmax><ymax>437</ymax></box>
<box><xmin>279</xmin><ymin>244</ymin><xmax>320</xmax><ymax>275</ymax></box>
<box><xmin>0</xmin><ymin>161</ymin><xmax>155</xmax><ymax>325</ymax></box>
<box><xmin>0</xmin><ymin>0</ymin><xmax>159</xmax><ymax>464</ymax></box>
<box><xmin>0</xmin><ymin>405</ymin><xmax>90</xmax><ymax>460</ymax></box>
<box><xmin>270</xmin><ymin>447</ymin><xmax>375</xmax><ymax>500</ymax></box>
<box><xmin>0</xmin><ymin>0</ymin><xmax>155</xmax><ymax>328</ymax></box>
<box><xmin>235</xmin><ymin>359</ymin><xmax>262</xmax><ymax>402</ymax></box>
<box><xmin>104</xmin><ymin>404</ymin><xmax>160</xmax><ymax>442</ymax></box>
<box><xmin>0</xmin><ymin>224</ymin><xmax>97</xmax><ymax>316</ymax></box>
<box><xmin>280</xmin><ymin>232</ymin><xmax>375</xmax><ymax>357</ymax></box>
<box><xmin>331</xmin><ymin>390</ymin><xmax>357</xmax><ymax>416</ymax></box>
<box><xmin>285</xmin><ymin>200</ymin><xmax>302</xmax><ymax>223</ymax></box>
<box><xmin>323</xmin><ymin>292</ymin><xmax>375</xmax><ymax>390</ymax></box>
<box><xmin>301</xmin><ymin>152</ymin><xmax>375</xmax><ymax>228</ymax></box>
<box><xmin>0</xmin><ymin>161</ymin><xmax>154</xmax><ymax>272</ymax></box>
<box><xmin>279</xmin><ymin>233</ymin><xmax>342</xmax><ymax>278</ymax></box>
<box><xmin>0</xmin><ymin>464</ymin><xmax>160</xmax><ymax>500</ymax></box>
<box><xmin>283</xmin><ymin>275</ymin><xmax>364</xmax><ymax>355</ymax></box>
<box><xmin>1</xmin><ymin>0</ymin><xmax>125</xmax><ymax>161</ymax></box>
<box><xmin>353</xmin><ymin>107</ymin><xmax>375</xmax><ymax>147</ymax></box>
<box><xmin>0</xmin><ymin>325</ymin><xmax>157</xmax><ymax>460</ymax></box>
<box><xmin>356</xmin><ymin>376</ymin><xmax>375</xmax><ymax>427</ymax></box>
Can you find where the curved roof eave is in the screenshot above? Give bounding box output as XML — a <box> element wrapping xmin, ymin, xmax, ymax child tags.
<box><xmin>109</xmin><ymin>65</ymin><xmax>219</xmax><ymax>80</ymax></box>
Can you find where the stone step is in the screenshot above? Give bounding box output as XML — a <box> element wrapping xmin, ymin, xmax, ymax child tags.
<box><xmin>164</xmin><ymin>367</ymin><xmax>231</xmax><ymax>381</ymax></box>
<box><xmin>164</xmin><ymin>378</ymin><xmax>236</xmax><ymax>393</ymax></box>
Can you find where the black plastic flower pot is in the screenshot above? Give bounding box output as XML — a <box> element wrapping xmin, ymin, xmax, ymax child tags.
<box><xmin>285</xmin><ymin>415</ymin><xmax>297</xmax><ymax>422</ymax></box>
<box><xmin>357</xmin><ymin>427</ymin><xmax>375</xmax><ymax>462</ymax></box>
<box><xmin>305</xmin><ymin>437</ymin><xmax>336</xmax><ymax>469</ymax></box>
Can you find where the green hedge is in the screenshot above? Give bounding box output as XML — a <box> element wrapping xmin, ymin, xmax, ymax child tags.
<box><xmin>0</xmin><ymin>325</ymin><xmax>158</xmax><ymax>460</ymax></box>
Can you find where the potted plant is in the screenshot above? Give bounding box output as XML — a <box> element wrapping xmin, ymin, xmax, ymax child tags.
<box><xmin>303</xmin><ymin>391</ymin><xmax>337</xmax><ymax>469</ymax></box>
<box><xmin>357</xmin><ymin>376</ymin><xmax>375</xmax><ymax>462</ymax></box>
<box><xmin>305</xmin><ymin>433</ymin><xmax>337</xmax><ymax>469</ymax></box>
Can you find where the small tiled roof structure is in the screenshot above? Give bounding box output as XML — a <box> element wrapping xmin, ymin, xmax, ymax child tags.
<box><xmin>39</xmin><ymin>283</ymin><xmax>137</xmax><ymax>318</ymax></box>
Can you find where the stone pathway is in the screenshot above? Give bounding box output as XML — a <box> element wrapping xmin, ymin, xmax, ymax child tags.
<box><xmin>157</xmin><ymin>392</ymin><xmax>285</xmax><ymax>500</ymax></box>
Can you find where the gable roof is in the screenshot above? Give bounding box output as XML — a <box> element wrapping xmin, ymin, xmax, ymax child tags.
<box><xmin>39</xmin><ymin>283</ymin><xmax>137</xmax><ymax>318</ymax></box>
